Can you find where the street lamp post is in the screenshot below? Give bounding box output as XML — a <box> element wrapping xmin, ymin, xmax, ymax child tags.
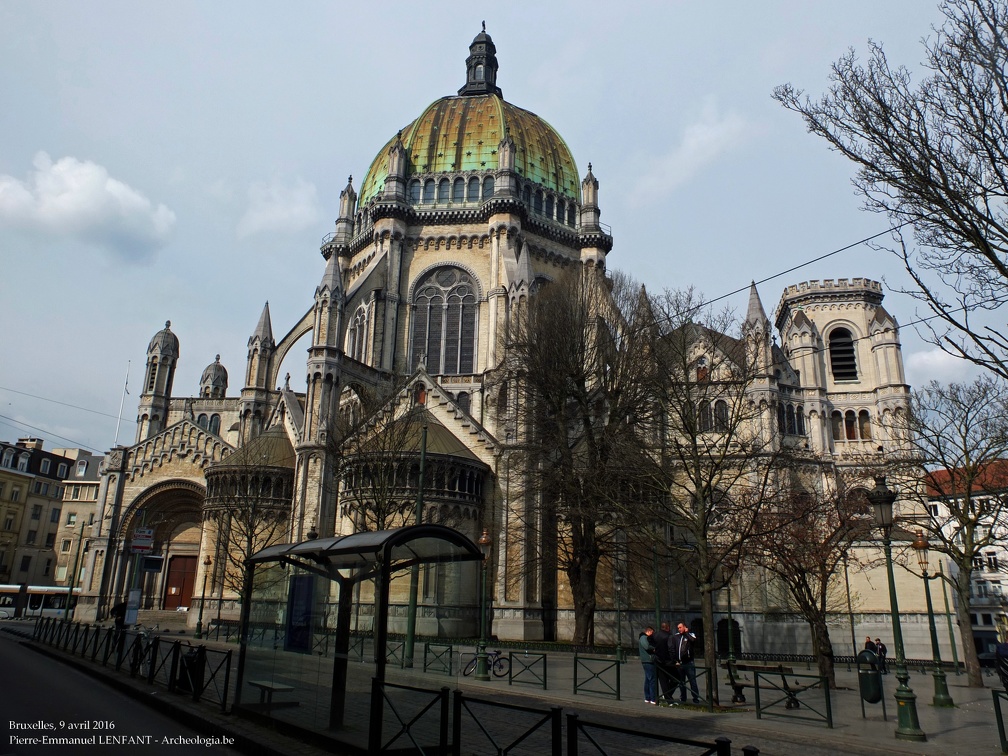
<box><xmin>475</xmin><ymin>529</ymin><xmax>492</xmax><ymax>681</ymax></box>
<box><xmin>614</xmin><ymin>574</ymin><xmax>626</xmax><ymax>664</ymax></box>
<box><xmin>868</xmin><ymin>477</ymin><xmax>926</xmax><ymax>742</ymax></box>
<box><xmin>64</xmin><ymin>521</ymin><xmax>87</xmax><ymax>621</ymax></box>
<box><xmin>195</xmin><ymin>555</ymin><xmax>212</xmax><ymax>639</ymax></box>
<box><xmin>404</xmin><ymin>384</ymin><xmax>428</xmax><ymax>669</ymax></box>
<box><xmin>911</xmin><ymin>531</ymin><xmax>954</xmax><ymax>707</ymax></box>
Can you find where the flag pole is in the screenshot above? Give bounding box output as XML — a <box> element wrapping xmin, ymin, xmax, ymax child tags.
<box><xmin>113</xmin><ymin>361</ymin><xmax>130</xmax><ymax>447</ymax></box>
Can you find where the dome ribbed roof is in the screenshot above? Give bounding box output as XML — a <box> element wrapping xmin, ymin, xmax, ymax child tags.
<box><xmin>216</xmin><ymin>426</ymin><xmax>295</xmax><ymax>470</ymax></box>
<box><xmin>148</xmin><ymin>320</ymin><xmax>179</xmax><ymax>356</ymax></box>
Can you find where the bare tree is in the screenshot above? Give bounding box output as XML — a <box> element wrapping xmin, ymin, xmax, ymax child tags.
<box><xmin>497</xmin><ymin>268</ymin><xmax>656</xmax><ymax>645</ymax></box>
<box><xmin>883</xmin><ymin>375</ymin><xmax>1008</xmax><ymax>686</ymax></box>
<box><xmin>638</xmin><ymin>288</ymin><xmax>786</xmax><ymax>703</ymax></box>
<box><xmin>775</xmin><ymin>0</ymin><xmax>1008</xmax><ymax>380</ymax></box>
<box><xmin>750</xmin><ymin>469</ymin><xmax>872</xmax><ymax>687</ymax></box>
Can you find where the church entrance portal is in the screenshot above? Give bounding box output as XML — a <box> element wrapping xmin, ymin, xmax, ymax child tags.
<box><xmin>163</xmin><ymin>555</ymin><xmax>197</xmax><ymax>609</ymax></box>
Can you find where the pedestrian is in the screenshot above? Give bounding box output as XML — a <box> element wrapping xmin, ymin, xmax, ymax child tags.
<box><xmin>875</xmin><ymin>638</ymin><xmax>888</xmax><ymax>674</ymax></box>
<box><xmin>863</xmin><ymin>635</ymin><xmax>878</xmax><ymax>670</ymax></box>
<box><xmin>111</xmin><ymin>601</ymin><xmax>127</xmax><ymax>639</ymax></box>
<box><xmin>639</xmin><ymin>626</ymin><xmax>657</xmax><ymax>704</ymax></box>
<box><xmin>673</xmin><ymin>621</ymin><xmax>701</xmax><ymax>704</ymax></box>
<box><xmin>652</xmin><ymin>621</ymin><xmax>675</xmax><ymax>705</ymax></box>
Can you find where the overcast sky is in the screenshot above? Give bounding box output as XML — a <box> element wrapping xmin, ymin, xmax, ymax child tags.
<box><xmin>0</xmin><ymin>0</ymin><xmax>982</xmax><ymax>454</ymax></box>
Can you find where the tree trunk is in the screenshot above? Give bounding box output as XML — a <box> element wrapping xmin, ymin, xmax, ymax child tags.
<box><xmin>953</xmin><ymin>565</ymin><xmax>984</xmax><ymax>687</ymax></box>
<box><xmin>700</xmin><ymin>587</ymin><xmax>719</xmax><ymax>705</ymax></box>
<box><xmin>810</xmin><ymin>615</ymin><xmax>836</xmax><ymax>688</ymax></box>
<box><xmin>569</xmin><ymin>559</ymin><xmax>598</xmax><ymax>645</ymax></box>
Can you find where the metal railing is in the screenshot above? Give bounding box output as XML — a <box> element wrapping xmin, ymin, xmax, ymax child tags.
<box><xmin>452</xmin><ymin>690</ymin><xmax>561</xmax><ymax>756</ymax></box>
<box><xmin>573</xmin><ymin>655</ymin><xmax>621</xmax><ymax>700</ymax></box>
<box><xmin>566</xmin><ymin>712</ymin><xmax>757</xmax><ymax>756</ymax></box>
<box><xmin>509</xmin><ymin>651</ymin><xmax>548</xmax><ymax>689</ymax></box>
<box><xmin>423</xmin><ymin>641</ymin><xmax>453</xmax><ymax>676</ymax></box>
<box><xmin>368</xmin><ymin>679</ymin><xmax>449</xmax><ymax>755</ymax></box>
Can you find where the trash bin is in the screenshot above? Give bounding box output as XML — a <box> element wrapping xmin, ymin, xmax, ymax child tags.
<box><xmin>857</xmin><ymin>649</ymin><xmax>882</xmax><ymax>704</ymax></box>
<box><xmin>175</xmin><ymin>648</ymin><xmax>202</xmax><ymax>693</ymax></box>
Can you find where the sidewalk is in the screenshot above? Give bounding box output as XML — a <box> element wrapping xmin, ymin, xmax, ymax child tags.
<box><xmin>10</xmin><ymin>621</ymin><xmax>1005</xmax><ymax>756</ymax></box>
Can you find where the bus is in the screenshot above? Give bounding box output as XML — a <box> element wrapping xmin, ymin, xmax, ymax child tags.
<box><xmin>0</xmin><ymin>584</ymin><xmax>80</xmax><ymax>620</ymax></box>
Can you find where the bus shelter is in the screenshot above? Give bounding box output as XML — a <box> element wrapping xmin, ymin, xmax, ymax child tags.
<box><xmin>235</xmin><ymin>523</ymin><xmax>484</xmax><ymax>730</ymax></box>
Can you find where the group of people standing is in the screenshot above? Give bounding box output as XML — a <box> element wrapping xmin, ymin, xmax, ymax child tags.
<box><xmin>638</xmin><ymin>621</ymin><xmax>700</xmax><ymax>705</ymax></box>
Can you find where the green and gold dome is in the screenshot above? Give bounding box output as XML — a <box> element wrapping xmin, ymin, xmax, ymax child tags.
<box><xmin>357</xmin><ymin>27</ymin><xmax>579</xmax><ymax>207</ymax></box>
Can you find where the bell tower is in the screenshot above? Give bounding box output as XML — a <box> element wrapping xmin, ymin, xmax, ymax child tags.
<box><xmin>136</xmin><ymin>321</ymin><xmax>179</xmax><ymax>441</ymax></box>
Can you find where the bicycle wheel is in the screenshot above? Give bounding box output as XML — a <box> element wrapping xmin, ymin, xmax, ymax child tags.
<box><xmin>463</xmin><ymin>657</ymin><xmax>478</xmax><ymax>676</ymax></box>
<box><xmin>492</xmin><ymin>655</ymin><xmax>510</xmax><ymax>677</ymax></box>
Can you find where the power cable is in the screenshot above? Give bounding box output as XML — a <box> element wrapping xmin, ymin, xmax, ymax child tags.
<box><xmin>0</xmin><ymin>413</ymin><xmax>97</xmax><ymax>452</ymax></box>
<box><xmin>0</xmin><ymin>385</ymin><xmax>135</xmax><ymax>423</ymax></box>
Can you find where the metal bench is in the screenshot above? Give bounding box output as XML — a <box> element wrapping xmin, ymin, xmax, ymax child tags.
<box><xmin>247</xmin><ymin>679</ymin><xmax>298</xmax><ymax>710</ymax></box>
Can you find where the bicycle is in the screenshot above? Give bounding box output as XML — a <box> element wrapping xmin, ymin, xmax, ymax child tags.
<box><xmin>463</xmin><ymin>649</ymin><xmax>510</xmax><ymax>677</ymax></box>
<box><xmin>132</xmin><ymin>623</ymin><xmax>160</xmax><ymax>678</ymax></box>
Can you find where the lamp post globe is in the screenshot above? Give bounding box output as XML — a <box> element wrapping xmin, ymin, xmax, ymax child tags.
<box><xmin>911</xmin><ymin>531</ymin><xmax>954</xmax><ymax>707</ymax></box>
<box><xmin>475</xmin><ymin>529</ymin><xmax>492</xmax><ymax>681</ymax></box>
<box><xmin>867</xmin><ymin>477</ymin><xmax>926</xmax><ymax>742</ymax></box>
<box><xmin>195</xmin><ymin>555</ymin><xmax>211</xmax><ymax>640</ymax></box>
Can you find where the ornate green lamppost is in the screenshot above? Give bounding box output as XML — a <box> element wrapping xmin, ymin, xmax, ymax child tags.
<box><xmin>475</xmin><ymin>529</ymin><xmax>492</xmax><ymax>681</ymax></box>
<box><xmin>911</xmin><ymin>531</ymin><xmax>954</xmax><ymax>707</ymax></box>
<box><xmin>195</xmin><ymin>555</ymin><xmax>211</xmax><ymax>639</ymax></box>
<box><xmin>868</xmin><ymin>477</ymin><xmax>926</xmax><ymax>742</ymax></box>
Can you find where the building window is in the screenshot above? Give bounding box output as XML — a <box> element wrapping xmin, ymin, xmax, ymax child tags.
<box><xmin>988</xmin><ymin>553</ymin><xmax>1000</xmax><ymax>572</ymax></box>
<box><xmin>19</xmin><ymin>555</ymin><xmax>31</xmax><ymax>573</ymax></box>
<box><xmin>11</xmin><ymin>488</ymin><xmax>19</xmax><ymax>503</ymax></box>
<box><xmin>828</xmin><ymin>327</ymin><xmax>858</xmax><ymax>381</ymax></box>
<box><xmin>545</xmin><ymin>195</ymin><xmax>554</xmax><ymax>218</ymax></box>
<box><xmin>858</xmin><ymin>410</ymin><xmax>872</xmax><ymax>440</ymax></box>
<box><xmin>475</xmin><ymin>64</ymin><xmax>484</xmax><ymax>81</ymax></box>
<box><xmin>209</xmin><ymin>414</ymin><xmax>221</xmax><ymax>435</ymax></box>
<box><xmin>57</xmin><ymin>462</ymin><xmax>68</xmax><ymax>477</ymax></box>
<box><xmin>45</xmin><ymin>533</ymin><xmax>55</xmax><ymax>548</ymax></box>
<box><xmin>452</xmin><ymin>177</ymin><xmax>465</xmax><ymax>203</ymax></box>
<box><xmin>408</xmin><ymin>179</ymin><xmax>421</xmax><ymax>203</ymax></box>
<box><xmin>26</xmin><ymin>530</ymin><xmax>36</xmax><ymax>545</ymax></box>
<box><xmin>66</xmin><ymin>512</ymin><xmax>77</xmax><ymax>526</ymax></box>
<box><xmin>17</xmin><ymin>454</ymin><xmax>28</xmax><ymax>472</ymax></box>
<box><xmin>482</xmin><ymin>176</ymin><xmax>494</xmax><ymax>200</ymax></box>
<box><xmin>533</xmin><ymin>190</ymin><xmax>543</xmax><ymax>214</ymax></box>
<box><xmin>457</xmin><ymin>391</ymin><xmax>471</xmax><ymax>414</ymax></box>
<box><xmin>467</xmin><ymin>177</ymin><xmax>480</xmax><ymax>202</ymax></box>
<box><xmin>1</xmin><ymin>449</ymin><xmax>13</xmax><ymax>468</ymax></box>
<box><xmin>0</xmin><ymin>483</ymin><xmax>4</xmax><ymax>498</ymax></box>
<box><xmin>31</xmin><ymin>505</ymin><xmax>41</xmax><ymax>520</ymax></box>
<box><xmin>76</xmin><ymin>459</ymin><xmax>87</xmax><ymax>476</ymax></box>
<box><xmin>72</xmin><ymin>486</ymin><xmax>81</xmax><ymax>500</ymax></box>
<box><xmin>61</xmin><ymin>539</ymin><xmax>72</xmax><ymax>553</ymax></box>
<box><xmin>40</xmin><ymin>459</ymin><xmax>50</xmax><ymax>474</ymax></box>
<box><xmin>197</xmin><ymin>414</ymin><xmax>209</xmax><ymax>430</ymax></box>
<box><xmin>713</xmin><ymin>400</ymin><xmax>729</xmax><ymax>432</ymax></box>
<box><xmin>3</xmin><ymin>516</ymin><xmax>12</xmax><ymax>531</ymax></box>
<box><xmin>33</xmin><ymin>481</ymin><xmax>42</xmax><ymax>494</ymax></box>
<box><xmin>410</xmin><ymin>267</ymin><xmax>478</xmax><ymax>375</ymax></box>
<box><xmin>50</xmin><ymin>508</ymin><xmax>59</xmax><ymax>523</ymax></box>
<box><xmin>422</xmin><ymin>179</ymin><xmax>435</xmax><ymax>203</ymax></box>
<box><xmin>43</xmin><ymin>558</ymin><xmax>51</xmax><ymax>576</ymax></box>
<box><xmin>347</xmin><ymin>304</ymin><xmax>369</xmax><ymax>363</ymax></box>
<box><xmin>146</xmin><ymin>358</ymin><xmax>158</xmax><ymax>392</ymax></box>
<box><xmin>55</xmin><ymin>564</ymin><xmax>67</xmax><ymax>581</ymax></box>
<box><xmin>437</xmin><ymin>178</ymin><xmax>450</xmax><ymax>202</ymax></box>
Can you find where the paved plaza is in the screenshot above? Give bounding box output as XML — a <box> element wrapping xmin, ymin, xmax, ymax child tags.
<box><xmin>7</xmin><ymin>621</ymin><xmax>1005</xmax><ymax>756</ymax></box>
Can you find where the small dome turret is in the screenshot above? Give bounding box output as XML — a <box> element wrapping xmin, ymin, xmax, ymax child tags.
<box><xmin>200</xmin><ymin>354</ymin><xmax>228</xmax><ymax>399</ymax></box>
<box><xmin>148</xmin><ymin>320</ymin><xmax>179</xmax><ymax>357</ymax></box>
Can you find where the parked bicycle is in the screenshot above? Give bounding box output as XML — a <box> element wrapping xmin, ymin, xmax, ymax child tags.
<box><xmin>132</xmin><ymin>623</ymin><xmax>160</xmax><ymax>677</ymax></box>
<box><xmin>463</xmin><ymin>649</ymin><xmax>510</xmax><ymax>677</ymax></box>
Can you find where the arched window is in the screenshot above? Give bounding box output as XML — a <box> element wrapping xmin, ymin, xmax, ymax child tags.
<box><xmin>17</xmin><ymin>454</ymin><xmax>28</xmax><ymax>472</ymax></box>
<box><xmin>545</xmin><ymin>195</ymin><xmax>554</xmax><ymax>219</ymax></box>
<box><xmin>452</xmin><ymin>178</ymin><xmax>465</xmax><ymax>203</ymax></box>
<box><xmin>698</xmin><ymin>401</ymin><xmax>713</xmax><ymax>432</ymax></box>
<box><xmin>796</xmin><ymin>406</ymin><xmax>806</xmax><ymax>436</ymax></box>
<box><xmin>858</xmin><ymin>410</ymin><xmax>872</xmax><ymax>440</ymax></box>
<box><xmin>533</xmin><ymin>190</ymin><xmax>544</xmax><ymax>214</ymax></box>
<box><xmin>845</xmin><ymin>410</ymin><xmax>857</xmax><ymax>440</ymax></box>
<box><xmin>422</xmin><ymin>180</ymin><xmax>435</xmax><ymax>203</ymax></box>
<box><xmin>714</xmin><ymin>400</ymin><xmax>729</xmax><ymax>432</ymax></box>
<box><xmin>408</xmin><ymin>179</ymin><xmax>421</xmax><ymax>203</ymax></box>
<box><xmin>457</xmin><ymin>392</ymin><xmax>471</xmax><ymax>414</ymax></box>
<box><xmin>522</xmin><ymin>185</ymin><xmax>532</xmax><ymax>206</ymax></box>
<box><xmin>778</xmin><ymin>403</ymin><xmax>787</xmax><ymax>435</ymax></box>
<box><xmin>475</xmin><ymin>64</ymin><xmax>484</xmax><ymax>81</ymax></box>
<box><xmin>567</xmin><ymin>204</ymin><xmax>577</xmax><ymax>226</ymax></box>
<box><xmin>829</xmin><ymin>327</ymin><xmax>858</xmax><ymax>381</ymax></box>
<box><xmin>496</xmin><ymin>382</ymin><xmax>508</xmax><ymax>416</ymax></box>
<box><xmin>347</xmin><ymin>304</ymin><xmax>368</xmax><ymax>363</ymax></box>
<box><xmin>410</xmin><ymin>267</ymin><xmax>479</xmax><ymax>375</ymax></box>
<box><xmin>556</xmin><ymin>199</ymin><xmax>565</xmax><ymax>222</ymax></box>
<box><xmin>831</xmin><ymin>411</ymin><xmax>843</xmax><ymax>441</ymax></box>
<box><xmin>467</xmin><ymin>177</ymin><xmax>480</xmax><ymax>201</ymax></box>
<box><xmin>197</xmin><ymin>414</ymin><xmax>209</xmax><ymax>430</ymax></box>
<box><xmin>209</xmin><ymin>414</ymin><xmax>221</xmax><ymax>435</ymax></box>
<box><xmin>437</xmin><ymin>179</ymin><xmax>450</xmax><ymax>202</ymax></box>
<box><xmin>785</xmin><ymin>405</ymin><xmax>796</xmax><ymax>435</ymax></box>
<box><xmin>1</xmin><ymin>449</ymin><xmax>12</xmax><ymax>468</ymax></box>
<box><xmin>482</xmin><ymin>176</ymin><xmax>494</xmax><ymax>199</ymax></box>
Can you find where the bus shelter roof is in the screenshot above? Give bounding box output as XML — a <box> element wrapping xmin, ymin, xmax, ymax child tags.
<box><xmin>248</xmin><ymin>523</ymin><xmax>484</xmax><ymax>583</ymax></box>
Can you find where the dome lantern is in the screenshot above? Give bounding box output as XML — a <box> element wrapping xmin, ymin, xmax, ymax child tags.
<box><xmin>458</xmin><ymin>22</ymin><xmax>502</xmax><ymax>98</ymax></box>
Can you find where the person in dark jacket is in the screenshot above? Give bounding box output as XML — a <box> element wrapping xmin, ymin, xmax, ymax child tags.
<box><xmin>638</xmin><ymin>626</ymin><xmax>657</xmax><ymax>704</ymax></box>
<box><xmin>673</xmin><ymin>621</ymin><xmax>700</xmax><ymax>704</ymax></box>
<box><xmin>874</xmin><ymin>638</ymin><xmax>888</xmax><ymax>674</ymax></box>
<box><xmin>652</xmin><ymin>621</ymin><xmax>675</xmax><ymax>704</ymax></box>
